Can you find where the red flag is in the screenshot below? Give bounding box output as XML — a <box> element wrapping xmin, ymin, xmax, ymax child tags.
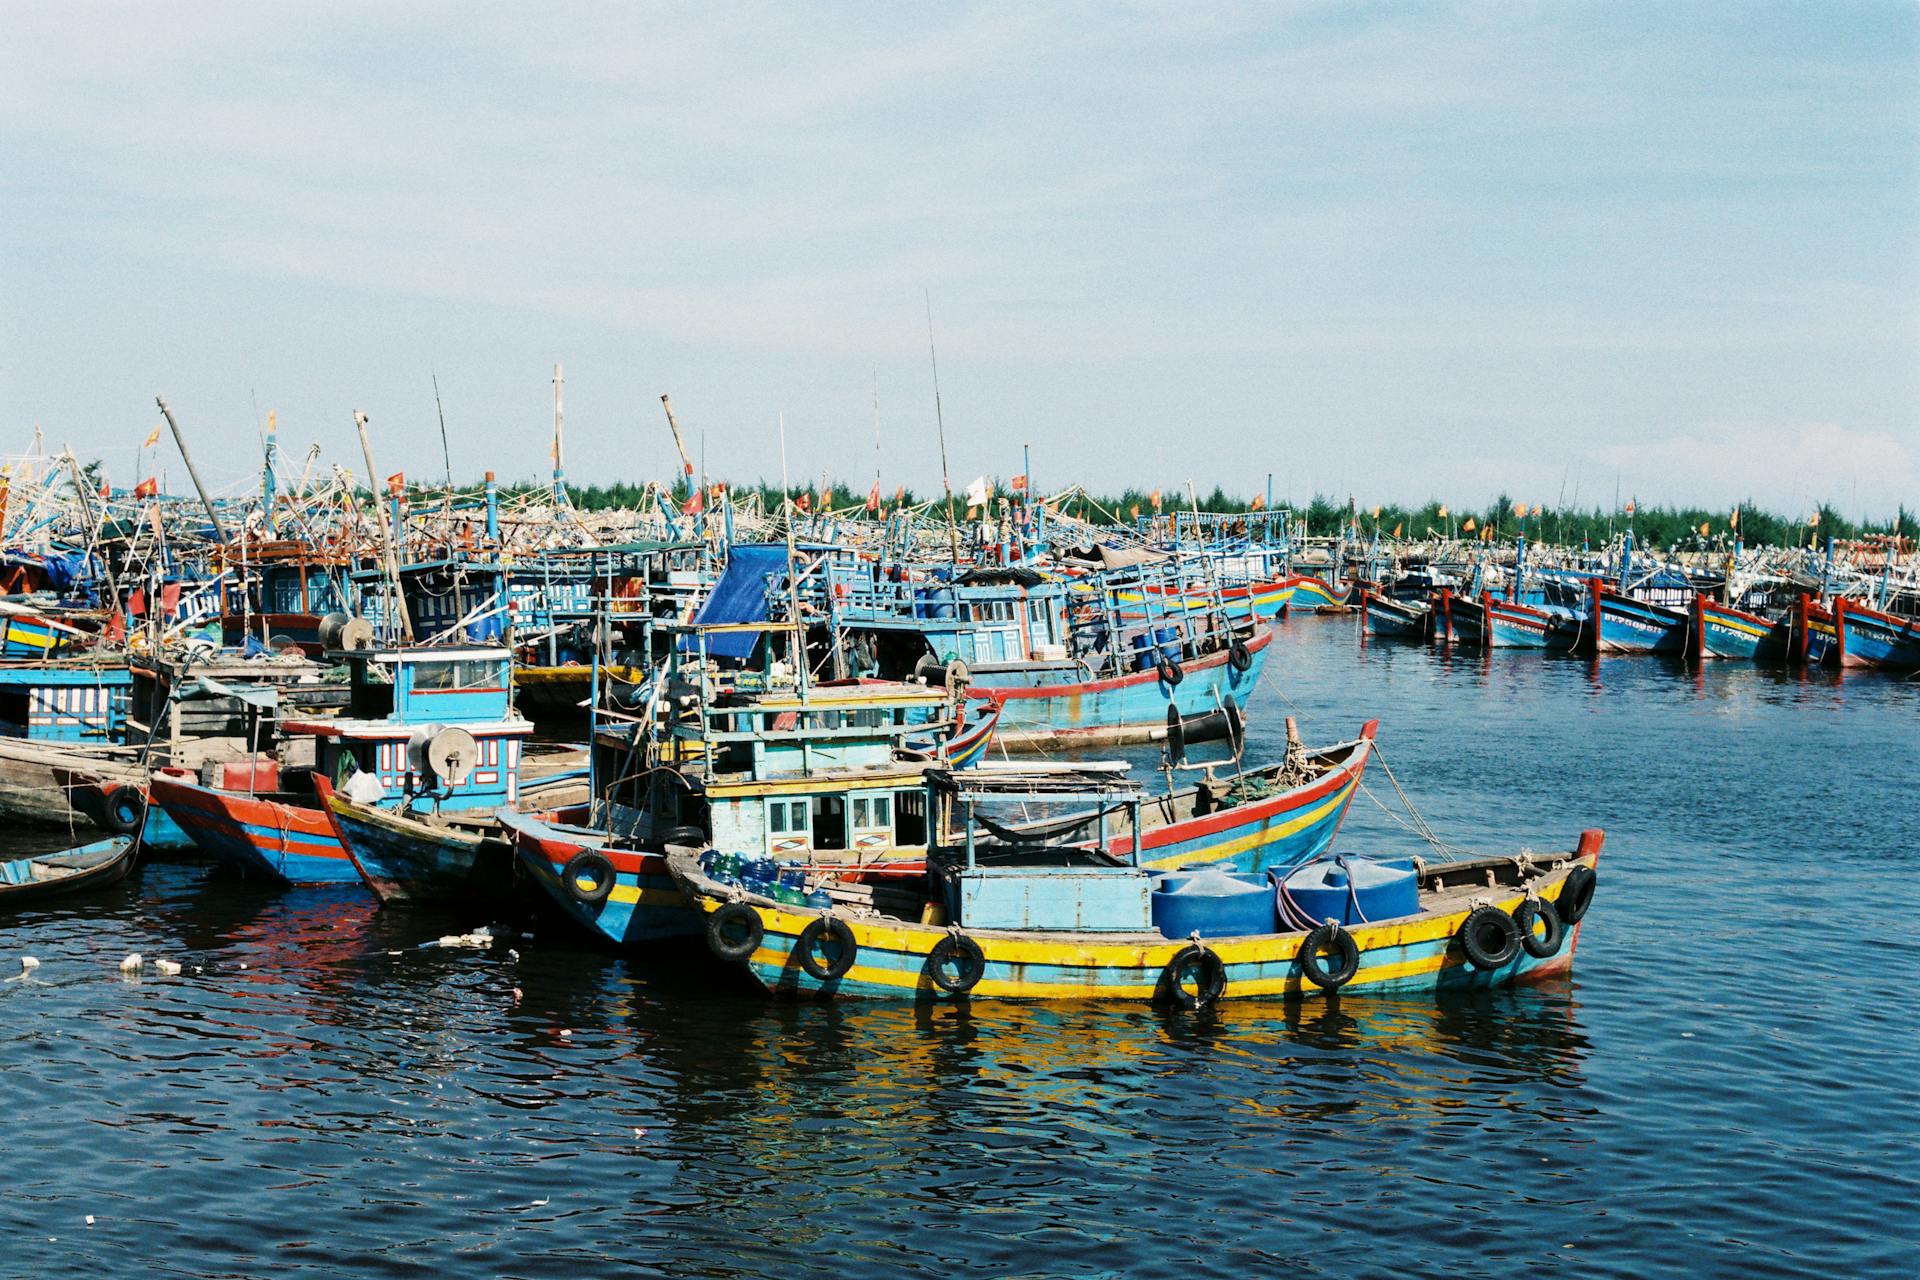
<box><xmin>681</xmin><ymin>487</ymin><xmax>704</xmax><ymax>515</ymax></box>
<box><xmin>866</xmin><ymin>481</ymin><xmax>881</xmax><ymax>511</ymax></box>
<box><xmin>794</xmin><ymin>493</ymin><xmax>810</xmax><ymax>514</ymax></box>
<box><xmin>133</xmin><ymin>477</ymin><xmax>158</xmax><ymax>499</ymax></box>
<box><xmin>1009</xmin><ymin>475</ymin><xmax>1027</xmax><ymax>492</ymax></box>
<box><xmin>387</xmin><ymin>472</ymin><xmax>405</xmax><ymax>497</ymax></box>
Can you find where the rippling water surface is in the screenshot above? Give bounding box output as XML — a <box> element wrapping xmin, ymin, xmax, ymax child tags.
<box><xmin>3</xmin><ymin>620</ymin><xmax>1915</xmax><ymax>1278</ymax></box>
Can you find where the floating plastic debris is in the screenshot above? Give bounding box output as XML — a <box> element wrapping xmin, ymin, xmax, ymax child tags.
<box><xmin>119</xmin><ymin>953</ymin><xmax>143</xmax><ymax>973</ymax></box>
<box><xmin>21</xmin><ymin>956</ymin><xmax>39</xmax><ymax>971</ymax></box>
<box><xmin>154</xmin><ymin>959</ymin><xmax>182</xmax><ymax>976</ymax></box>
<box><xmin>429</xmin><ymin>926</ymin><xmax>494</xmax><ymax>950</ymax></box>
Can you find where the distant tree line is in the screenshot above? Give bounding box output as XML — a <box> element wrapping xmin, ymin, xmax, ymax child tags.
<box><xmin>488</xmin><ymin>476</ymin><xmax>1914</xmax><ymax>550</ymax></box>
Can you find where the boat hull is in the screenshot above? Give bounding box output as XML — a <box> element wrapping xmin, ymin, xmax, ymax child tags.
<box><xmin>321</xmin><ymin>783</ymin><xmax>512</xmax><ymax>906</ymax></box>
<box><xmin>1692</xmin><ymin>597</ymin><xmax>1788</xmax><ymax>662</ymax></box>
<box><xmin>150</xmin><ymin>774</ymin><xmax>356</xmax><ymax>885</ymax></box>
<box><xmin>1591</xmin><ymin>586</ymin><xmax>1688</xmax><ymax>655</ymax></box>
<box><xmin>1832</xmin><ymin>598</ymin><xmax>1920</xmax><ymax>670</ymax></box>
<box><xmin>0</xmin><ymin>837</ymin><xmax>138</xmax><ymax>906</ymax></box>
<box><xmin>1108</xmin><ymin>726</ymin><xmax>1375</xmax><ymax>875</ymax></box>
<box><xmin>500</xmin><ymin>811</ymin><xmax>702</xmax><ymax>947</ymax></box>
<box><xmin>976</xmin><ymin>628</ymin><xmax>1271</xmax><ymax>748</ymax></box>
<box><xmin>1484</xmin><ymin>596</ymin><xmax>1580</xmax><ymax>650</ymax></box>
<box><xmin>679</xmin><ymin>834</ymin><xmax>1602</xmax><ymax>1003</ymax></box>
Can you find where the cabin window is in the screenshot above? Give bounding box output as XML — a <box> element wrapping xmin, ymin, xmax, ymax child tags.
<box><xmin>410</xmin><ymin>659</ymin><xmax>505</xmax><ymax>691</ymax></box>
<box><xmin>767</xmin><ymin>798</ymin><xmax>807</xmax><ymax>836</ymax></box>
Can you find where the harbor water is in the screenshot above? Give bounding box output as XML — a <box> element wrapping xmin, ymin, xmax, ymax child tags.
<box><xmin>2</xmin><ymin>617</ymin><xmax>1914</xmax><ymax>1278</ymax></box>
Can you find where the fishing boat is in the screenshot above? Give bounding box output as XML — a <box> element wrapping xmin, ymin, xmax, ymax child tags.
<box><xmin>0</xmin><ymin>836</ymin><xmax>138</xmax><ymax>907</ymax></box>
<box><xmin>1691</xmin><ymin>595</ymin><xmax>1789</xmax><ymax>662</ymax></box>
<box><xmin>315</xmin><ymin>774</ymin><xmax>514</xmax><ymax>906</ymax></box>
<box><xmin>151</xmin><ymin>642</ymin><xmax>534</xmax><ymax>885</ymax></box>
<box><xmin>666</xmin><ymin>767</ymin><xmax>1601</xmax><ymax>1005</ymax></box>
<box><xmin>505</xmin><ymin>620</ymin><xmax>988</xmax><ymax>948</ymax></box>
<box><xmin>1483</xmin><ymin>593</ymin><xmax>1583</xmax><ymax>650</ymax></box>
<box><xmin>1359</xmin><ymin>587</ymin><xmax>1430</xmax><ymax>640</ymax></box>
<box><xmin>1831</xmin><ymin>595</ymin><xmax>1920</xmax><ymax>671</ymax></box>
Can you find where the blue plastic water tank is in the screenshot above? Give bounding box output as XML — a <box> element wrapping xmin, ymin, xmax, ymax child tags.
<box><xmin>1152</xmin><ymin>869</ymin><xmax>1276</xmax><ymax>939</ymax></box>
<box><xmin>1277</xmin><ymin>856</ymin><xmax>1420</xmax><ymax>926</ymax></box>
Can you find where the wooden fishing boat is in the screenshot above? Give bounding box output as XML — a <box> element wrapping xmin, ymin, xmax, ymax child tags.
<box><xmin>1483</xmin><ymin>593</ymin><xmax>1582</xmax><ymax>650</ymax></box>
<box><xmin>665</xmin><ymin>768</ymin><xmax>1602</xmax><ymax>1005</ymax></box>
<box><xmin>1831</xmin><ymin>596</ymin><xmax>1920</xmax><ymax>670</ymax></box>
<box><xmin>315</xmin><ymin>775</ymin><xmax>515</xmax><ymax>906</ymax></box>
<box><xmin>1359</xmin><ymin>588</ymin><xmax>1430</xmax><ymax>640</ymax></box>
<box><xmin>0</xmin><ymin>836</ymin><xmax>138</xmax><ymax>907</ymax></box>
<box><xmin>1586</xmin><ymin>579</ymin><xmax>1688</xmax><ymax>655</ymax></box>
<box><xmin>1690</xmin><ymin>595</ymin><xmax>1789</xmax><ymax>662</ymax></box>
<box><xmin>974</xmin><ymin>627</ymin><xmax>1270</xmax><ymax>748</ymax></box>
<box><xmin>151</xmin><ymin>643</ymin><xmax>535</xmax><ymax>885</ymax></box>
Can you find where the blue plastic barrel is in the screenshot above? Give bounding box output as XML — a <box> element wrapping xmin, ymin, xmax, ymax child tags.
<box><xmin>1130</xmin><ymin>632</ymin><xmax>1156</xmax><ymax>671</ymax></box>
<box><xmin>1152</xmin><ymin>869</ymin><xmax>1276</xmax><ymax>939</ymax></box>
<box><xmin>1154</xmin><ymin>625</ymin><xmax>1182</xmax><ymax>663</ymax></box>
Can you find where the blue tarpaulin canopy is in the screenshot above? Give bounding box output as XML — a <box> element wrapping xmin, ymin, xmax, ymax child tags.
<box><xmin>690</xmin><ymin>544</ymin><xmax>787</xmax><ymax>660</ymax></box>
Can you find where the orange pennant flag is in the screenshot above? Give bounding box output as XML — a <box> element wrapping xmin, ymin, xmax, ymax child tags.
<box><xmin>1462</xmin><ymin>517</ymin><xmax>1477</xmax><ymax>532</ymax></box>
<box><xmin>1392</xmin><ymin>522</ymin><xmax>1402</xmax><ymax>538</ymax></box>
<box><xmin>142</xmin><ymin>424</ymin><xmax>163</xmax><ymax>449</ymax></box>
<box><xmin>386</xmin><ymin>472</ymin><xmax>405</xmax><ymax>496</ymax></box>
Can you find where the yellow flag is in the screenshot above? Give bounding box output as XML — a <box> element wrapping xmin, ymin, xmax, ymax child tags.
<box><xmin>1511</xmin><ymin>500</ymin><xmax>1526</xmax><ymax>518</ymax></box>
<box><xmin>143</xmin><ymin>424</ymin><xmax>163</xmax><ymax>449</ymax></box>
<box><xmin>1730</xmin><ymin>507</ymin><xmax>1740</xmax><ymax>529</ymax></box>
<box><xmin>1462</xmin><ymin>517</ymin><xmax>1477</xmax><ymax>532</ymax></box>
<box><xmin>1437</xmin><ymin>505</ymin><xmax>1448</xmax><ymax>519</ymax></box>
<box><xmin>1809</xmin><ymin>511</ymin><xmax>1821</xmax><ymax>526</ymax></box>
<box><xmin>1531</xmin><ymin>504</ymin><xmax>1543</xmax><ymax>517</ymax></box>
<box><xmin>1392</xmin><ymin>522</ymin><xmax>1402</xmax><ymax>538</ymax></box>
<box><xmin>1370</xmin><ymin>505</ymin><xmax>1381</xmax><ymax>520</ymax></box>
<box><xmin>1698</xmin><ymin>521</ymin><xmax>1709</xmax><ymax>535</ymax></box>
<box><xmin>1150</xmin><ymin>489</ymin><xmax>1163</xmax><ymax>511</ymax></box>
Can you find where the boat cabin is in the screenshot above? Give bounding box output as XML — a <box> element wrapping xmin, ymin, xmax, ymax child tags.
<box><xmin>0</xmin><ymin>663</ymin><xmax>132</xmax><ymax>743</ymax></box>
<box><xmin>281</xmin><ymin>644</ymin><xmax>531</xmax><ymax>811</ymax></box>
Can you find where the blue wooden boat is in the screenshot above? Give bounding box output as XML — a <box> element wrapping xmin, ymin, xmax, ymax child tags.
<box><xmin>0</xmin><ymin>836</ymin><xmax>138</xmax><ymax>907</ymax></box>
<box><xmin>666</xmin><ymin>766</ymin><xmax>1603</xmax><ymax>1005</ymax></box>
<box><xmin>1832</xmin><ymin>596</ymin><xmax>1920</xmax><ymax>670</ymax></box>
<box><xmin>1360</xmin><ymin>588</ymin><xmax>1429</xmax><ymax>640</ymax></box>
<box><xmin>1691</xmin><ymin>595</ymin><xmax>1789</xmax><ymax>662</ymax></box>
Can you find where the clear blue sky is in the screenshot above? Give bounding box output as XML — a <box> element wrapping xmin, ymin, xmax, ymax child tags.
<box><xmin>2</xmin><ymin>3</ymin><xmax>1914</xmax><ymax>517</ymax></box>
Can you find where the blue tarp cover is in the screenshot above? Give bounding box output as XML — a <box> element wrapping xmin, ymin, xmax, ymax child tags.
<box><xmin>690</xmin><ymin>544</ymin><xmax>786</xmax><ymax>660</ymax></box>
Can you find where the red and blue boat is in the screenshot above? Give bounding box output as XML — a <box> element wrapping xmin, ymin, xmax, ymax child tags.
<box><xmin>1831</xmin><ymin>595</ymin><xmax>1920</xmax><ymax>670</ymax></box>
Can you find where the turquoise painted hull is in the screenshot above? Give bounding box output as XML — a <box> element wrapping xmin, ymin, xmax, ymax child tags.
<box><xmin>500</xmin><ymin>812</ymin><xmax>702</xmax><ymax>947</ymax></box>
<box><xmin>980</xmin><ymin>629</ymin><xmax>1271</xmax><ymax>745</ymax></box>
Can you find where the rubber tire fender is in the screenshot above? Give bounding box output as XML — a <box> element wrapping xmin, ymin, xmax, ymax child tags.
<box><xmin>1158</xmin><ymin>943</ymin><xmax>1227</xmax><ymax>1010</ymax></box>
<box><xmin>1298</xmin><ymin>922</ymin><xmax>1360</xmax><ymax>991</ymax></box>
<box><xmin>796</xmin><ymin>916</ymin><xmax>858</xmax><ymax>982</ymax></box>
<box><xmin>1228</xmin><ymin>640</ymin><xmax>1254</xmax><ymax>672</ymax></box>
<box><xmin>926</xmin><ymin>933</ymin><xmax>987</xmax><ymax>995</ymax></box>
<box><xmin>706</xmin><ymin>902</ymin><xmax>764</xmax><ymax>964</ymax></box>
<box><xmin>100</xmin><ymin>786</ymin><xmax>146</xmax><ymax>837</ymax></box>
<box><xmin>1558</xmin><ymin>865</ymin><xmax>1597</xmax><ymax>925</ymax></box>
<box><xmin>1513</xmin><ymin>897</ymin><xmax>1564</xmax><ymax>959</ymax></box>
<box><xmin>1157</xmin><ymin>658</ymin><xmax>1184</xmax><ymax>688</ymax></box>
<box><xmin>561</xmin><ymin>850</ymin><xmax>617</xmax><ymax>906</ymax></box>
<box><xmin>1459</xmin><ymin>904</ymin><xmax>1522</xmax><ymax>970</ymax></box>
<box><xmin>661</xmin><ymin>824</ymin><xmax>706</xmax><ymax>849</ymax></box>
